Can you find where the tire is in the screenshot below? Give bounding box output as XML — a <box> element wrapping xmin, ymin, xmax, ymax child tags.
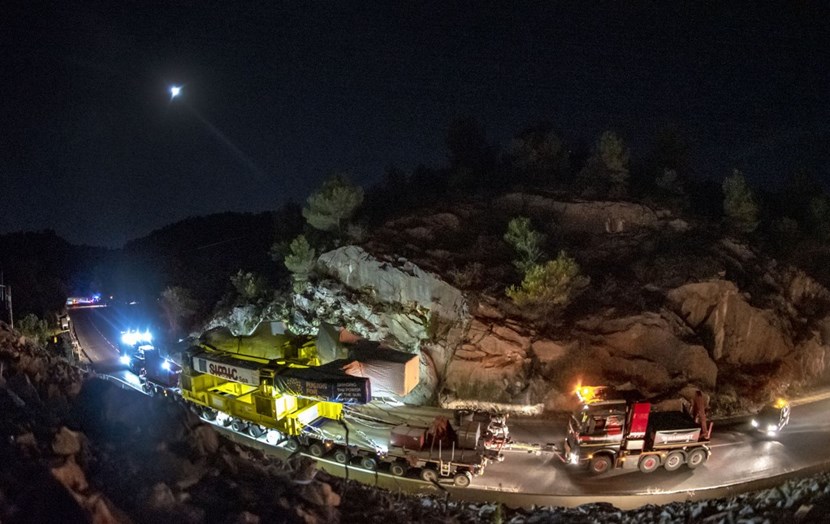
<box><xmin>332</xmin><ymin>449</ymin><xmax>349</xmax><ymax>464</ymax></box>
<box><xmin>308</xmin><ymin>443</ymin><xmax>325</xmax><ymax>457</ymax></box>
<box><xmin>589</xmin><ymin>454</ymin><xmax>613</xmax><ymax>475</ymax></box>
<box><xmin>419</xmin><ymin>468</ymin><xmax>438</xmax><ymax>483</ymax></box>
<box><xmin>248</xmin><ymin>425</ymin><xmax>265</xmax><ymax>439</ymax></box>
<box><xmin>231</xmin><ymin>419</ymin><xmax>248</xmax><ymax>433</ymax></box>
<box><xmin>686</xmin><ymin>448</ymin><xmax>707</xmax><ymax>469</ymax></box>
<box><xmin>389</xmin><ymin>462</ymin><xmax>407</xmax><ymax>477</ymax></box>
<box><xmin>453</xmin><ymin>471</ymin><xmax>472</xmax><ymax>487</ymax></box>
<box><xmin>360</xmin><ymin>456</ymin><xmax>378</xmax><ymax>471</ymax></box>
<box><xmin>284</xmin><ymin>439</ymin><xmax>300</xmax><ymax>452</ymax></box>
<box><xmin>201</xmin><ymin>408</ymin><xmax>217</xmax><ymax>421</ymax></box>
<box><xmin>664</xmin><ymin>451</ymin><xmax>685</xmax><ymax>472</ymax></box>
<box><xmin>638</xmin><ymin>454</ymin><xmax>660</xmax><ymax>474</ymax></box>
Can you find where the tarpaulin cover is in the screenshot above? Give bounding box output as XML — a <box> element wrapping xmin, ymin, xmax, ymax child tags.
<box><xmin>340</xmin><ymin>341</ymin><xmax>420</xmax><ymax>396</ymax></box>
<box><xmin>315</xmin><ymin>323</ymin><xmax>350</xmax><ymax>364</ymax></box>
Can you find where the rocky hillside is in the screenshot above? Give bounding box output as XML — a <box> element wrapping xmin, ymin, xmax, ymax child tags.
<box><xmin>277</xmin><ymin>193</ymin><xmax>830</xmax><ymax>414</ymax></box>
<box><xmin>4</xmin><ymin>321</ymin><xmax>830</xmax><ymax>523</ymax></box>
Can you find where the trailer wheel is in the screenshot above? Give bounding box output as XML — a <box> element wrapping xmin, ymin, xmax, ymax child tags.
<box><xmin>231</xmin><ymin>419</ymin><xmax>248</xmax><ymax>433</ymax></box>
<box><xmin>284</xmin><ymin>439</ymin><xmax>300</xmax><ymax>452</ymax></box>
<box><xmin>686</xmin><ymin>448</ymin><xmax>707</xmax><ymax>469</ymax></box>
<box><xmin>360</xmin><ymin>457</ymin><xmax>378</xmax><ymax>471</ymax></box>
<box><xmin>308</xmin><ymin>443</ymin><xmax>325</xmax><ymax>457</ymax></box>
<box><xmin>201</xmin><ymin>408</ymin><xmax>217</xmax><ymax>421</ymax></box>
<box><xmin>419</xmin><ymin>468</ymin><xmax>438</xmax><ymax>483</ymax></box>
<box><xmin>389</xmin><ymin>462</ymin><xmax>407</xmax><ymax>477</ymax></box>
<box><xmin>664</xmin><ymin>451</ymin><xmax>684</xmax><ymax>472</ymax></box>
<box><xmin>332</xmin><ymin>449</ymin><xmax>349</xmax><ymax>464</ymax></box>
<box><xmin>248</xmin><ymin>425</ymin><xmax>265</xmax><ymax>439</ymax></box>
<box><xmin>588</xmin><ymin>454</ymin><xmax>612</xmax><ymax>475</ymax></box>
<box><xmin>638</xmin><ymin>454</ymin><xmax>660</xmax><ymax>474</ymax></box>
<box><xmin>453</xmin><ymin>471</ymin><xmax>473</xmax><ymax>487</ymax></box>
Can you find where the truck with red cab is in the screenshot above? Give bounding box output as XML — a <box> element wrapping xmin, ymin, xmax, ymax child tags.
<box><xmin>562</xmin><ymin>386</ymin><xmax>712</xmax><ymax>475</ymax></box>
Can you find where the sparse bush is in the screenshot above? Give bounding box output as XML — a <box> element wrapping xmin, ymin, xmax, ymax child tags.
<box><xmin>230</xmin><ymin>270</ymin><xmax>266</xmax><ymax>302</ymax></box>
<box><xmin>283</xmin><ymin>235</ymin><xmax>316</xmax><ymax>292</ymax></box>
<box><xmin>576</xmin><ymin>131</ymin><xmax>630</xmax><ymax>198</ymax></box>
<box><xmin>506</xmin><ymin>251</ymin><xmax>590</xmax><ymax>314</ymax></box>
<box><xmin>449</xmin><ymin>262</ymin><xmax>485</xmax><ymax>289</ymax></box>
<box><xmin>504</xmin><ymin>217</ymin><xmax>545</xmax><ymax>273</ymax></box>
<box><xmin>722</xmin><ymin>169</ymin><xmax>759</xmax><ymax>233</ymax></box>
<box><xmin>17</xmin><ymin>313</ymin><xmax>49</xmax><ymax>346</ymax></box>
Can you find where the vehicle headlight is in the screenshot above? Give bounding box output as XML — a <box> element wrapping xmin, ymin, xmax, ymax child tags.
<box><xmin>750</xmin><ymin>419</ymin><xmax>759</xmax><ymax>428</ymax></box>
<box><xmin>569</xmin><ymin>452</ymin><xmax>579</xmax><ymax>465</ymax></box>
<box><xmin>119</xmin><ymin>355</ymin><xmax>131</xmax><ymax>365</ymax></box>
<box><xmin>162</xmin><ymin>361</ymin><xmax>171</xmax><ymax>371</ymax></box>
<box><xmin>766</xmin><ymin>424</ymin><xmax>777</xmax><ymax>432</ymax></box>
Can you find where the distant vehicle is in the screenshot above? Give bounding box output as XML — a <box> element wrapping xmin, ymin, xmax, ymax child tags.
<box><xmin>119</xmin><ymin>329</ymin><xmax>153</xmax><ymax>354</ymax></box>
<box><xmin>121</xmin><ymin>345</ymin><xmax>181</xmax><ymax>395</ymax></box>
<box><xmin>559</xmin><ymin>386</ymin><xmax>713</xmax><ymax>475</ymax></box>
<box><xmin>66</xmin><ymin>295</ymin><xmax>103</xmax><ymax>308</ymax></box>
<box><xmin>59</xmin><ymin>315</ymin><xmax>70</xmax><ymax>331</ymax></box>
<box><xmin>750</xmin><ymin>398</ymin><xmax>790</xmax><ymax>437</ymax></box>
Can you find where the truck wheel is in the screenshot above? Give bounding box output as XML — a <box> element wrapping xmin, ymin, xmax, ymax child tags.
<box><xmin>389</xmin><ymin>462</ymin><xmax>407</xmax><ymax>476</ymax></box>
<box><xmin>589</xmin><ymin>454</ymin><xmax>612</xmax><ymax>475</ymax></box>
<box><xmin>453</xmin><ymin>471</ymin><xmax>473</xmax><ymax>487</ymax></box>
<box><xmin>308</xmin><ymin>443</ymin><xmax>325</xmax><ymax>457</ymax></box>
<box><xmin>664</xmin><ymin>451</ymin><xmax>684</xmax><ymax>472</ymax></box>
<box><xmin>419</xmin><ymin>468</ymin><xmax>438</xmax><ymax>483</ymax></box>
<box><xmin>638</xmin><ymin>455</ymin><xmax>660</xmax><ymax>474</ymax></box>
<box><xmin>361</xmin><ymin>457</ymin><xmax>378</xmax><ymax>471</ymax></box>
<box><xmin>686</xmin><ymin>448</ymin><xmax>707</xmax><ymax>469</ymax></box>
<box><xmin>201</xmin><ymin>408</ymin><xmax>217</xmax><ymax>421</ymax></box>
<box><xmin>284</xmin><ymin>439</ymin><xmax>300</xmax><ymax>452</ymax></box>
<box><xmin>332</xmin><ymin>449</ymin><xmax>349</xmax><ymax>464</ymax></box>
<box><xmin>231</xmin><ymin>419</ymin><xmax>248</xmax><ymax>433</ymax></box>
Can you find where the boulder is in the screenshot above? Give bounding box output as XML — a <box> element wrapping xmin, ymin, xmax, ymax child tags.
<box><xmin>52</xmin><ymin>426</ymin><xmax>84</xmax><ymax>456</ymax></box>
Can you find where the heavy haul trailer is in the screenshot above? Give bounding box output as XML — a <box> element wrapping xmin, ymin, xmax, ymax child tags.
<box><xmin>300</xmin><ymin>405</ymin><xmax>505</xmax><ymax>486</ymax></box>
<box><xmin>180</xmin><ymin>340</ymin><xmax>507</xmax><ymax>486</ymax></box>
<box><xmin>561</xmin><ymin>386</ymin><xmax>712</xmax><ymax>475</ymax></box>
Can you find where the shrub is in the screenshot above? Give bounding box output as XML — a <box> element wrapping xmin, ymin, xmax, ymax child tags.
<box><xmin>283</xmin><ymin>235</ymin><xmax>316</xmax><ymax>291</ymax></box>
<box><xmin>722</xmin><ymin>169</ymin><xmax>759</xmax><ymax>233</ymax></box>
<box><xmin>17</xmin><ymin>314</ymin><xmax>49</xmax><ymax>346</ymax></box>
<box><xmin>506</xmin><ymin>251</ymin><xmax>589</xmax><ymax>313</ymax></box>
<box><xmin>504</xmin><ymin>217</ymin><xmax>545</xmax><ymax>273</ymax></box>
<box><xmin>230</xmin><ymin>270</ymin><xmax>266</xmax><ymax>302</ymax></box>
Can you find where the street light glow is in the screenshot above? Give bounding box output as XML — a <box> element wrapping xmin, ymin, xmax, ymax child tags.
<box><xmin>170</xmin><ymin>86</ymin><xmax>182</xmax><ymax>99</ymax></box>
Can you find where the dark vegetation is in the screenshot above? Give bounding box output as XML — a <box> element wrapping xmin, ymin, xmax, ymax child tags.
<box><xmin>2</xmin><ymin>118</ymin><xmax>829</xmax><ymax>334</ymax></box>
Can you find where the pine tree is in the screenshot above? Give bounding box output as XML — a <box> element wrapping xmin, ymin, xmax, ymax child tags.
<box><xmin>302</xmin><ymin>175</ymin><xmax>364</xmax><ymax>234</ymax></box>
<box><xmin>722</xmin><ymin>169</ymin><xmax>759</xmax><ymax>233</ymax></box>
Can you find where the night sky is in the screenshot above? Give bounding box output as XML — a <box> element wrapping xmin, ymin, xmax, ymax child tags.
<box><xmin>2</xmin><ymin>3</ymin><xmax>827</xmax><ymax>247</ymax></box>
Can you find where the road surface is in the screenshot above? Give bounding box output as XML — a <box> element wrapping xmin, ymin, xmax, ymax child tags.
<box><xmin>69</xmin><ymin>305</ymin><xmax>830</xmax><ymax>508</ymax></box>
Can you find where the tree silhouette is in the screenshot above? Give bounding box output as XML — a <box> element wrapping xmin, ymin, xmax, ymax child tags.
<box><xmin>722</xmin><ymin>169</ymin><xmax>759</xmax><ymax>233</ymax></box>
<box><xmin>302</xmin><ymin>174</ymin><xmax>364</xmax><ymax>236</ymax></box>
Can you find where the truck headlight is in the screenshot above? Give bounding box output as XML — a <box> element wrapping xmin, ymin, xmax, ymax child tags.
<box><xmin>119</xmin><ymin>355</ymin><xmax>131</xmax><ymax>365</ymax></box>
<box><xmin>569</xmin><ymin>452</ymin><xmax>579</xmax><ymax>465</ymax></box>
<box><xmin>750</xmin><ymin>419</ymin><xmax>758</xmax><ymax>428</ymax></box>
<box><xmin>766</xmin><ymin>424</ymin><xmax>777</xmax><ymax>433</ymax></box>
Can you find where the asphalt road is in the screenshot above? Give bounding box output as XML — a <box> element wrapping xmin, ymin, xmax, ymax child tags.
<box><xmin>69</xmin><ymin>305</ymin><xmax>830</xmax><ymax>508</ymax></box>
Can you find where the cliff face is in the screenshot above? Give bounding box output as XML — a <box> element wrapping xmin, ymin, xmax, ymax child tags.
<box><xmin>287</xmin><ymin>194</ymin><xmax>830</xmax><ymax>413</ymax></box>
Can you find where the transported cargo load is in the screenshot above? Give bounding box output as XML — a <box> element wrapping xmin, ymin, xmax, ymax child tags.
<box><xmin>340</xmin><ymin>341</ymin><xmax>420</xmax><ymax>396</ymax></box>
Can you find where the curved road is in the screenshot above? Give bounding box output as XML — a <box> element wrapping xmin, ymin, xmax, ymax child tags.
<box><xmin>69</xmin><ymin>306</ymin><xmax>830</xmax><ymax>509</ymax></box>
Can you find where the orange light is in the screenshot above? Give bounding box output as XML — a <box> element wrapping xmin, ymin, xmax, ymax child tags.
<box><xmin>774</xmin><ymin>398</ymin><xmax>789</xmax><ymax>409</ymax></box>
<box><xmin>576</xmin><ymin>386</ymin><xmax>598</xmax><ymax>402</ymax></box>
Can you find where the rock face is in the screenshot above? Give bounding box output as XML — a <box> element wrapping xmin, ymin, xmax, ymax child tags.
<box><xmin>667</xmin><ymin>281</ymin><xmax>794</xmax><ymax>364</ymax></box>
<box><xmin>285</xmin><ymin>194</ymin><xmax>830</xmax><ymax>412</ymax></box>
